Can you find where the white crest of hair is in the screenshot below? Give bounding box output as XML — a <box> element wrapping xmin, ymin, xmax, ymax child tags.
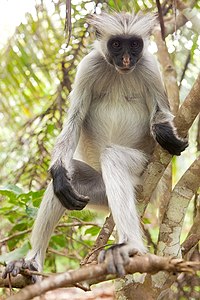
<box><xmin>90</xmin><ymin>11</ymin><xmax>157</xmax><ymax>40</ymax></box>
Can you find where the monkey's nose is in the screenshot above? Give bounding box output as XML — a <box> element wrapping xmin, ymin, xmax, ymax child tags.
<box><xmin>122</xmin><ymin>54</ymin><xmax>131</xmax><ymax>67</ymax></box>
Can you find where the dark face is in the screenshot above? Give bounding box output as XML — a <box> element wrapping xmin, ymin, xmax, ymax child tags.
<box><xmin>107</xmin><ymin>35</ymin><xmax>144</xmax><ymax>74</ymax></box>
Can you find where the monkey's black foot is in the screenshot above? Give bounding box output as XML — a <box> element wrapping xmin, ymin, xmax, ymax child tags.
<box><xmin>98</xmin><ymin>243</ymin><xmax>139</xmax><ymax>276</ymax></box>
<box><xmin>2</xmin><ymin>258</ymin><xmax>39</xmax><ymax>283</ymax></box>
<box><xmin>50</xmin><ymin>165</ymin><xmax>89</xmax><ymax>210</ymax></box>
<box><xmin>153</xmin><ymin>122</ymin><xmax>188</xmax><ymax>156</ymax></box>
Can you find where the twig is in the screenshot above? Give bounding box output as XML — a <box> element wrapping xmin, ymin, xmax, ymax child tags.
<box><xmin>156</xmin><ymin>0</ymin><xmax>166</xmax><ymax>40</ymax></box>
<box><xmin>179</xmin><ymin>52</ymin><xmax>191</xmax><ymax>88</ymax></box>
<box><xmin>81</xmin><ymin>214</ymin><xmax>115</xmax><ymax>265</ymax></box>
<box><xmin>0</xmin><ymin>229</ymin><xmax>31</xmax><ymax>245</ymax></box>
<box><xmin>57</xmin><ymin>221</ymin><xmax>100</xmax><ymax>228</ymax></box>
<box><xmin>181</xmin><ymin>234</ymin><xmax>200</xmax><ymax>257</ymax></box>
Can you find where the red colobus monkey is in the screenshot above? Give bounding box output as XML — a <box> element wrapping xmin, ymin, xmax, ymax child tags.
<box><xmin>3</xmin><ymin>12</ymin><xmax>187</xmax><ymax>279</ymax></box>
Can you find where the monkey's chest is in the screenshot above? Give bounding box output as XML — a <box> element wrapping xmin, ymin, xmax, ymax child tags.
<box><xmin>83</xmin><ymin>94</ymin><xmax>150</xmax><ymax>147</ymax></box>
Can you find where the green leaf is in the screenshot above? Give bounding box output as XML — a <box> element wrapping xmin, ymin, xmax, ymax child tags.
<box><xmin>85</xmin><ymin>226</ymin><xmax>100</xmax><ymax>236</ymax></box>
<box><xmin>0</xmin><ymin>185</ymin><xmax>23</xmax><ymax>195</ymax></box>
<box><xmin>0</xmin><ymin>185</ymin><xmax>23</xmax><ymax>201</ymax></box>
<box><xmin>11</xmin><ymin>223</ymin><xmax>28</xmax><ymax>232</ymax></box>
<box><xmin>0</xmin><ymin>241</ymin><xmax>30</xmax><ymax>264</ymax></box>
<box><xmin>51</xmin><ymin>235</ymin><xmax>66</xmax><ymax>248</ymax></box>
<box><xmin>25</xmin><ymin>206</ymin><xmax>38</xmax><ymax>218</ymax></box>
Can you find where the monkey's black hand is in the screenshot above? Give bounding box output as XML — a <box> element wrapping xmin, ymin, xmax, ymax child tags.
<box><xmin>2</xmin><ymin>258</ymin><xmax>39</xmax><ymax>283</ymax></box>
<box><xmin>98</xmin><ymin>243</ymin><xmax>138</xmax><ymax>276</ymax></box>
<box><xmin>50</xmin><ymin>165</ymin><xmax>89</xmax><ymax>210</ymax></box>
<box><xmin>153</xmin><ymin>122</ymin><xmax>188</xmax><ymax>156</ymax></box>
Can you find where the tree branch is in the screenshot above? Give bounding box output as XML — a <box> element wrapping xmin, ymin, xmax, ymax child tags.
<box><xmin>175</xmin><ymin>72</ymin><xmax>200</xmax><ymax>137</ymax></box>
<box><xmin>2</xmin><ymin>254</ymin><xmax>200</xmax><ymax>300</ymax></box>
<box><xmin>81</xmin><ymin>214</ymin><xmax>115</xmax><ymax>265</ymax></box>
<box><xmin>138</xmin><ymin>72</ymin><xmax>200</xmax><ymax>217</ymax></box>
<box><xmin>157</xmin><ymin>155</ymin><xmax>200</xmax><ymax>257</ymax></box>
<box><xmin>154</xmin><ymin>29</ymin><xmax>179</xmax><ymax>114</ymax></box>
<box><xmin>164</xmin><ymin>0</ymin><xmax>196</xmax><ymax>36</ymax></box>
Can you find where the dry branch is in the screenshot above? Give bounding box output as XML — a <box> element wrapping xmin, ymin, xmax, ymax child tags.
<box><xmin>2</xmin><ymin>254</ymin><xmax>200</xmax><ymax>300</ymax></box>
<box><xmin>81</xmin><ymin>214</ymin><xmax>115</xmax><ymax>265</ymax></box>
<box><xmin>0</xmin><ymin>230</ymin><xmax>31</xmax><ymax>245</ymax></box>
<box><xmin>154</xmin><ymin>29</ymin><xmax>179</xmax><ymax>114</ymax></box>
<box><xmin>175</xmin><ymin>72</ymin><xmax>200</xmax><ymax>137</ymax></box>
<box><xmin>157</xmin><ymin>155</ymin><xmax>200</xmax><ymax>257</ymax></box>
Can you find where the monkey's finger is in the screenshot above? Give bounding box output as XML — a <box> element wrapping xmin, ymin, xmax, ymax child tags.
<box><xmin>2</xmin><ymin>264</ymin><xmax>14</xmax><ymax>279</ymax></box>
<box><xmin>64</xmin><ymin>180</ymin><xmax>89</xmax><ymax>203</ymax></box>
<box><xmin>120</xmin><ymin>249</ymin><xmax>130</xmax><ymax>265</ymax></box>
<box><xmin>112</xmin><ymin>248</ymin><xmax>126</xmax><ymax>276</ymax></box>
<box><xmin>128</xmin><ymin>247</ymin><xmax>138</xmax><ymax>257</ymax></box>
<box><xmin>2</xmin><ymin>259</ymin><xmax>24</xmax><ymax>279</ymax></box>
<box><xmin>23</xmin><ymin>260</ymin><xmax>39</xmax><ymax>271</ymax></box>
<box><xmin>98</xmin><ymin>249</ymin><xmax>106</xmax><ymax>264</ymax></box>
<box><xmin>12</xmin><ymin>267</ymin><xmax>21</xmax><ymax>277</ymax></box>
<box><xmin>105</xmin><ymin>249</ymin><xmax>117</xmax><ymax>274</ymax></box>
<box><xmin>52</xmin><ymin>167</ymin><xmax>89</xmax><ymax>210</ymax></box>
<box><xmin>59</xmin><ymin>190</ymin><xmax>89</xmax><ymax>210</ymax></box>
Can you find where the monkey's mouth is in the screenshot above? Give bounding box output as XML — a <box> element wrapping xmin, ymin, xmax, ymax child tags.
<box><xmin>115</xmin><ymin>66</ymin><xmax>135</xmax><ymax>74</ymax></box>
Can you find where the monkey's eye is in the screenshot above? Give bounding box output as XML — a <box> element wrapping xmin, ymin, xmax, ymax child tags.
<box><xmin>130</xmin><ymin>40</ymin><xmax>140</xmax><ymax>48</ymax></box>
<box><xmin>112</xmin><ymin>40</ymin><xmax>121</xmax><ymax>48</ymax></box>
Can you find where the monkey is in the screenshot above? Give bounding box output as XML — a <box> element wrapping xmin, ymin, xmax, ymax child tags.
<box><xmin>3</xmin><ymin>11</ymin><xmax>188</xmax><ymax>279</ymax></box>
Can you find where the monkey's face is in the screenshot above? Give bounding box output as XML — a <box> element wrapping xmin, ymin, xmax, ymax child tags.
<box><xmin>107</xmin><ymin>35</ymin><xmax>144</xmax><ymax>74</ymax></box>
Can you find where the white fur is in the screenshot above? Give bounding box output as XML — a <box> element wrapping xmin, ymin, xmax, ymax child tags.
<box><xmin>27</xmin><ymin>12</ymin><xmax>172</xmax><ymax>270</ymax></box>
<box><xmin>101</xmin><ymin>145</ymin><xmax>147</xmax><ymax>252</ymax></box>
<box><xmin>26</xmin><ymin>183</ymin><xmax>65</xmax><ymax>271</ymax></box>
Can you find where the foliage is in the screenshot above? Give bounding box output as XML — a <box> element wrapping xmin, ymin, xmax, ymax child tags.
<box><xmin>0</xmin><ymin>185</ymin><xmax>106</xmax><ymax>273</ymax></box>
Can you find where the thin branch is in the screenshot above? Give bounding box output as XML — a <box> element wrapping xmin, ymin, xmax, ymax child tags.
<box><xmin>64</xmin><ymin>0</ymin><xmax>72</xmax><ymax>47</ymax></box>
<box><xmin>3</xmin><ymin>254</ymin><xmax>200</xmax><ymax>300</ymax></box>
<box><xmin>179</xmin><ymin>52</ymin><xmax>191</xmax><ymax>88</ymax></box>
<box><xmin>81</xmin><ymin>214</ymin><xmax>114</xmax><ymax>265</ymax></box>
<box><xmin>163</xmin><ymin>0</ymin><xmax>196</xmax><ymax>37</ymax></box>
<box><xmin>156</xmin><ymin>0</ymin><xmax>166</xmax><ymax>40</ymax></box>
<box><xmin>0</xmin><ymin>230</ymin><xmax>31</xmax><ymax>245</ymax></box>
<box><xmin>181</xmin><ymin>234</ymin><xmax>200</xmax><ymax>257</ymax></box>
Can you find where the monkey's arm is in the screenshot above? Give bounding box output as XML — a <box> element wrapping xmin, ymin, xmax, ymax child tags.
<box><xmin>141</xmin><ymin>54</ymin><xmax>188</xmax><ymax>156</ymax></box>
<box><xmin>50</xmin><ymin>55</ymin><xmax>94</xmax><ymax>210</ymax></box>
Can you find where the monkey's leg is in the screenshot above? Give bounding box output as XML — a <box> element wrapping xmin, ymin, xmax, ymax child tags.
<box><xmin>70</xmin><ymin>159</ymin><xmax>107</xmax><ymax>207</ymax></box>
<box><xmin>2</xmin><ymin>160</ymin><xmax>107</xmax><ymax>281</ymax></box>
<box><xmin>99</xmin><ymin>145</ymin><xmax>147</xmax><ymax>275</ymax></box>
<box><xmin>2</xmin><ymin>182</ymin><xmax>66</xmax><ymax>282</ymax></box>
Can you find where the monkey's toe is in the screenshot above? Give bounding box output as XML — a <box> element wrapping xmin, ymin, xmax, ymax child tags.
<box><xmin>51</xmin><ymin>165</ymin><xmax>89</xmax><ymax>210</ymax></box>
<box><xmin>98</xmin><ymin>243</ymin><xmax>138</xmax><ymax>276</ymax></box>
<box><xmin>2</xmin><ymin>258</ymin><xmax>39</xmax><ymax>283</ymax></box>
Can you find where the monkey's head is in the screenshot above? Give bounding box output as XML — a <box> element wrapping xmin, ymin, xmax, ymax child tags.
<box><xmin>106</xmin><ymin>35</ymin><xmax>144</xmax><ymax>74</ymax></box>
<box><xmin>89</xmin><ymin>12</ymin><xmax>157</xmax><ymax>74</ymax></box>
